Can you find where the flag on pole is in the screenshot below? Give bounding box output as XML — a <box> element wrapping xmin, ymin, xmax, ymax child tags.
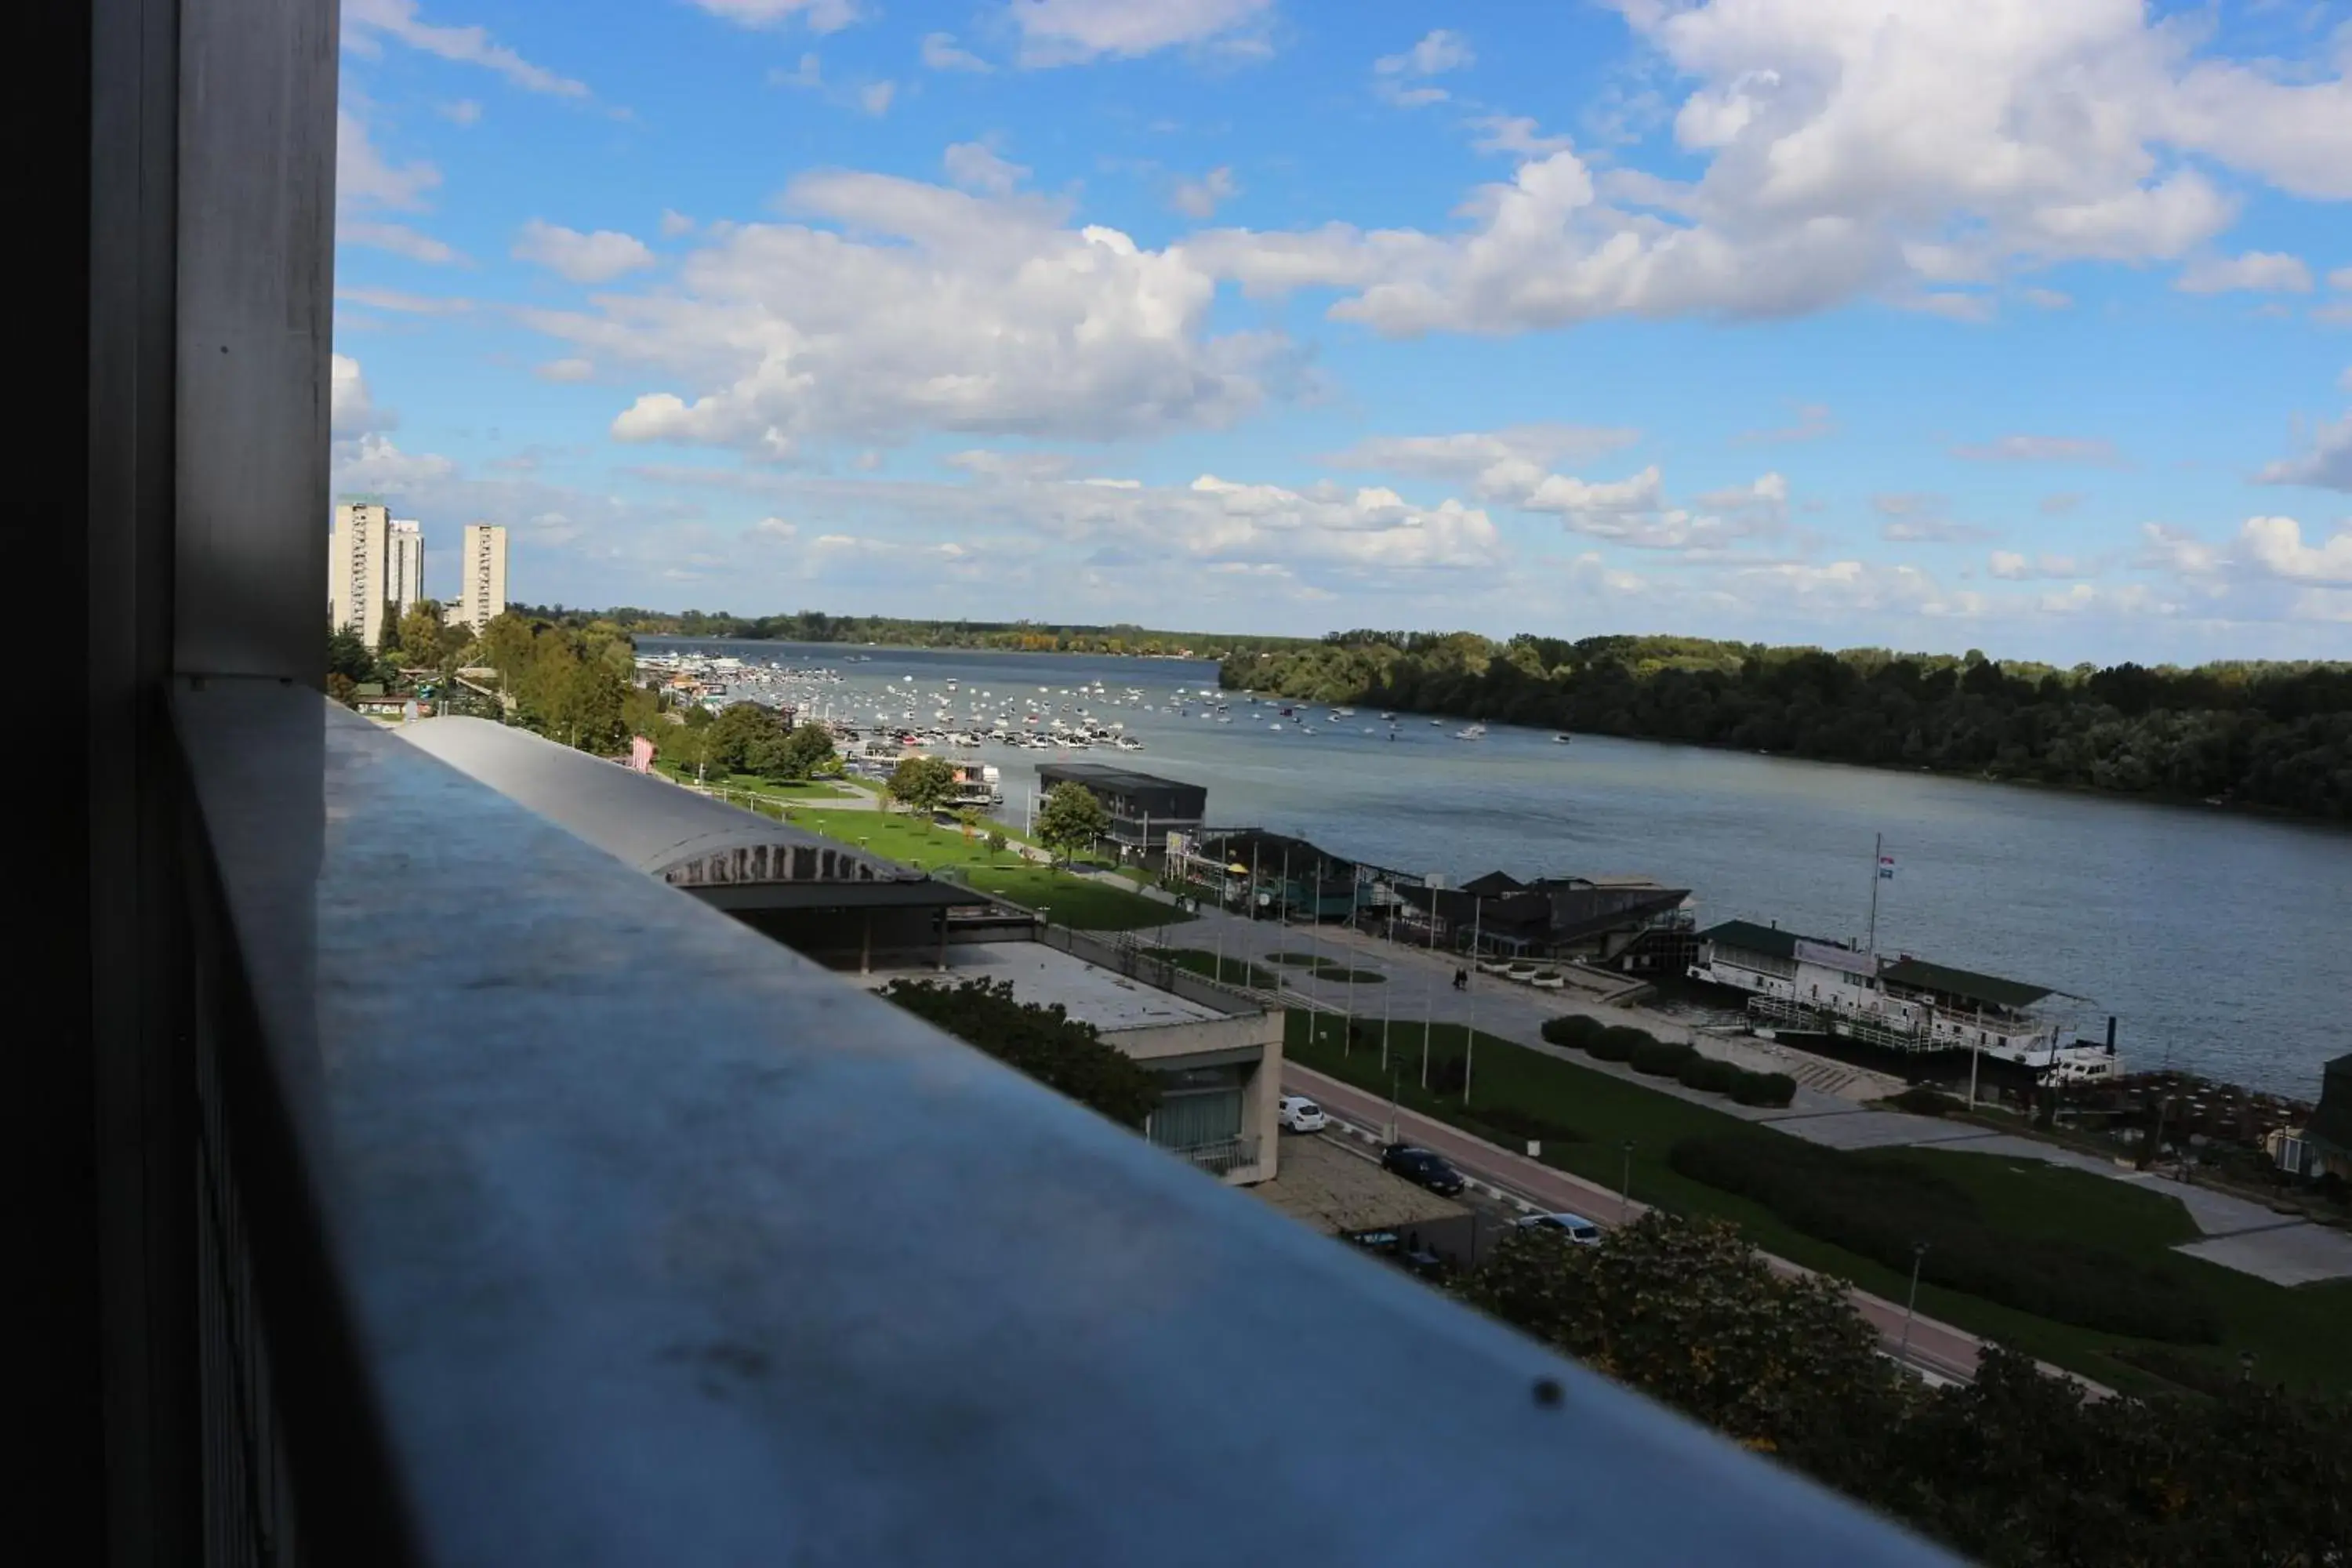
<box><xmin>1878</xmin><ymin>854</ymin><xmax>1896</xmax><ymax>880</ymax></box>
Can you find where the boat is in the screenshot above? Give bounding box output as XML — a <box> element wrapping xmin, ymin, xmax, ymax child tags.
<box><xmin>1454</xmin><ymin>724</ymin><xmax>1486</xmax><ymax>741</ymax></box>
<box><xmin>1687</xmin><ymin>920</ymin><xmax>2120</xmax><ymax>1086</ymax></box>
<box><xmin>1552</xmin><ymin>732</ymin><xmax>1573</xmax><ymax>745</ymax></box>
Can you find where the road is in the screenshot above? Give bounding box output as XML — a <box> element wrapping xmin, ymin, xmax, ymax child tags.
<box><xmin>1281</xmin><ymin>1061</ymin><xmax>2103</xmax><ymax>1392</ymax></box>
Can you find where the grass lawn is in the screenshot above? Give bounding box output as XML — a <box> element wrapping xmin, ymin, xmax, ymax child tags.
<box><xmin>789</xmin><ymin>808</ymin><xmax>1192</xmax><ymax>933</ymax></box>
<box><xmin>1165</xmin><ymin>949</ymin><xmax>1282</xmax><ymax>989</ymax></box>
<box><xmin>1285</xmin><ymin>1011</ymin><xmax>2352</xmax><ymax>1399</ymax></box>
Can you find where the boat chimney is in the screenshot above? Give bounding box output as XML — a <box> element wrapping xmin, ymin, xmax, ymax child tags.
<box><xmin>2106</xmin><ymin>1015</ymin><xmax>2118</xmax><ymax>1054</ymax></box>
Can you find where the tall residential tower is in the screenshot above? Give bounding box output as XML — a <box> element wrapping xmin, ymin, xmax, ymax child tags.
<box><xmin>389</xmin><ymin>518</ymin><xmax>425</xmax><ymax>614</ymax></box>
<box><xmin>456</xmin><ymin>523</ymin><xmax>509</xmax><ymax>634</ymax></box>
<box><xmin>329</xmin><ymin>502</ymin><xmax>391</xmax><ymax>648</ymax></box>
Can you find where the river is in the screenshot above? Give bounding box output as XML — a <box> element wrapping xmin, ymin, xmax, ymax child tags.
<box><xmin>645</xmin><ymin>637</ymin><xmax>2350</xmax><ymax>1098</ymax></box>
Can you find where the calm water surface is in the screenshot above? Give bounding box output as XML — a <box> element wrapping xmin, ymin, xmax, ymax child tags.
<box><xmin>651</xmin><ymin>638</ymin><xmax>2350</xmax><ymax>1098</ymax></box>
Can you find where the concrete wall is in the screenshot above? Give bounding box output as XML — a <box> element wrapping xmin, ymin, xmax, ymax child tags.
<box><xmin>1105</xmin><ymin>1010</ymin><xmax>1285</xmax><ymax>1186</ymax></box>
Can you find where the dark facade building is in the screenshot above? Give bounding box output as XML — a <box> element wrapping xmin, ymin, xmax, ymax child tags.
<box><xmin>1035</xmin><ymin>763</ymin><xmax>1208</xmax><ymax>852</ymax></box>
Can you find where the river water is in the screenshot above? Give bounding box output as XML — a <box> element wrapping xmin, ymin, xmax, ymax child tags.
<box><xmin>647</xmin><ymin>637</ymin><xmax>2350</xmax><ymax>1098</ymax></box>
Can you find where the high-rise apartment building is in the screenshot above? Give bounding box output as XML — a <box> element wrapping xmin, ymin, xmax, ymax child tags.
<box><xmin>458</xmin><ymin>523</ymin><xmax>510</xmax><ymax>634</ymax></box>
<box><xmin>329</xmin><ymin>501</ymin><xmax>392</xmax><ymax>648</ymax></box>
<box><xmin>389</xmin><ymin>518</ymin><xmax>425</xmax><ymax>613</ymax></box>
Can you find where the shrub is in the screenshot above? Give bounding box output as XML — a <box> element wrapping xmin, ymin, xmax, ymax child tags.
<box><xmin>1888</xmin><ymin>1085</ymin><xmax>1964</xmax><ymax>1117</ymax></box>
<box><xmin>1632</xmin><ymin>1040</ymin><xmax>1698</xmax><ymax>1077</ymax></box>
<box><xmin>1540</xmin><ymin>1014</ymin><xmax>1604</xmax><ymax>1049</ymax></box>
<box><xmin>1730</xmin><ymin>1070</ymin><xmax>1798</xmax><ymax>1108</ymax></box>
<box><xmin>1668</xmin><ymin>1131</ymin><xmax>2221</xmax><ymax>1344</ymax></box>
<box><xmin>1677</xmin><ymin>1055</ymin><xmax>1740</xmax><ymax>1094</ymax></box>
<box><xmin>1428</xmin><ymin>1054</ymin><xmax>1468</xmax><ymax>1096</ymax></box>
<box><xmin>1589</xmin><ymin>1025</ymin><xmax>1651</xmax><ymax>1062</ymax></box>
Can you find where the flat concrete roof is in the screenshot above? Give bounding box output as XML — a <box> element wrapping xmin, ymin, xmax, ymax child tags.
<box><xmin>856</xmin><ymin>942</ymin><xmax>1225</xmax><ymax>1033</ymax></box>
<box><xmin>1249</xmin><ymin>1134</ymin><xmax>1468</xmax><ymax>1236</ymax></box>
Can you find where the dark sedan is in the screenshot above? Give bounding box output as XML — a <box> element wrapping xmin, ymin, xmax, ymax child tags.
<box><xmin>1380</xmin><ymin>1144</ymin><xmax>1467</xmax><ymax>1196</ymax></box>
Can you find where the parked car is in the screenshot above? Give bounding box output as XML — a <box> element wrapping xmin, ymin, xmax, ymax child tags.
<box><xmin>1277</xmin><ymin>1094</ymin><xmax>1329</xmax><ymax>1134</ymax></box>
<box><xmin>1514</xmin><ymin>1211</ymin><xmax>1603</xmax><ymax>1244</ymax></box>
<box><xmin>1380</xmin><ymin>1145</ymin><xmax>1467</xmax><ymax>1196</ymax></box>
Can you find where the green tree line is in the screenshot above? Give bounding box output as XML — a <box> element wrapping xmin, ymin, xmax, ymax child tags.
<box><xmin>1224</xmin><ymin>631</ymin><xmax>2352</xmax><ymax>820</ymax></box>
<box><xmin>510</xmin><ymin>602</ymin><xmax>1315</xmax><ymax>659</ymax></box>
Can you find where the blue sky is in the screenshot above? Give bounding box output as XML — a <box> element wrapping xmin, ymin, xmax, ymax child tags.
<box><xmin>333</xmin><ymin>0</ymin><xmax>2352</xmax><ymax>662</ymax></box>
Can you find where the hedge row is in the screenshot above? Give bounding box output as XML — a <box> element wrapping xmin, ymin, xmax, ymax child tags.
<box><xmin>1538</xmin><ymin>1014</ymin><xmax>1796</xmax><ymax>1109</ymax></box>
<box><xmin>1668</xmin><ymin>1131</ymin><xmax>2222</xmax><ymax>1345</ymax></box>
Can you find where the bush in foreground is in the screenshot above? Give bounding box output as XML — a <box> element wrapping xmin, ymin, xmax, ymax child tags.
<box><xmin>1887</xmin><ymin>1085</ymin><xmax>1965</xmax><ymax>1117</ymax></box>
<box><xmin>1677</xmin><ymin>1055</ymin><xmax>1740</xmax><ymax>1094</ymax></box>
<box><xmin>1668</xmin><ymin>1130</ymin><xmax>2220</xmax><ymax>1343</ymax></box>
<box><xmin>1589</xmin><ymin>1025</ymin><xmax>1651</xmax><ymax>1062</ymax></box>
<box><xmin>1631</xmin><ymin>1039</ymin><xmax>1697</xmax><ymax>1077</ymax></box>
<box><xmin>1729</xmin><ymin>1069</ymin><xmax>1798</xmax><ymax>1108</ymax></box>
<box><xmin>1539</xmin><ymin>1012</ymin><xmax>1606</xmax><ymax>1049</ymax></box>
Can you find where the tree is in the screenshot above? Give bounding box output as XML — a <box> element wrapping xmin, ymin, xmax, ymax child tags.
<box><xmin>956</xmin><ymin>807</ymin><xmax>985</xmax><ymax>840</ymax></box>
<box><xmin>1458</xmin><ymin>1212</ymin><xmax>2352</xmax><ymax>1566</ymax></box>
<box><xmin>376</xmin><ymin>597</ymin><xmax>401</xmax><ymax>659</ymax></box>
<box><xmin>704</xmin><ymin>701</ymin><xmax>785</xmax><ymax>775</ymax></box>
<box><xmin>327</xmin><ymin>622</ymin><xmax>375</xmax><ymax>684</ymax></box>
<box><xmin>776</xmin><ymin>722</ymin><xmax>837</xmax><ymax>779</ymax></box>
<box><xmin>880</xmin><ymin>978</ymin><xmax>1162</xmax><ymax>1129</ymax></box>
<box><xmin>888</xmin><ymin>754</ymin><xmax>957</xmax><ymax>818</ymax></box>
<box><xmin>394</xmin><ymin>599</ymin><xmax>459</xmax><ymax>670</ymax></box>
<box><xmin>1036</xmin><ymin>782</ymin><xmax>1110</xmax><ymax>864</ymax></box>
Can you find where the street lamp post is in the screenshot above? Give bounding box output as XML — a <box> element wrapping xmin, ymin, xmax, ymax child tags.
<box><xmin>1897</xmin><ymin>1242</ymin><xmax>1929</xmax><ymax>1371</ymax></box>
<box><xmin>1619</xmin><ymin>1139</ymin><xmax>1636</xmax><ymax>1223</ymax></box>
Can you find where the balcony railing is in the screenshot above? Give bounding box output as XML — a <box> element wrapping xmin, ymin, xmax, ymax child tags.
<box><xmin>1177</xmin><ymin>1136</ymin><xmax>1261</xmax><ymax>1176</ymax></box>
<box><xmin>170</xmin><ymin>677</ymin><xmax>1955</xmax><ymax>1566</ymax></box>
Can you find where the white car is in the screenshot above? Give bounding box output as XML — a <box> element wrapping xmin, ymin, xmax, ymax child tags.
<box><xmin>1277</xmin><ymin>1095</ymin><xmax>1329</xmax><ymax>1134</ymax></box>
<box><xmin>1514</xmin><ymin>1212</ymin><xmax>1603</xmax><ymax>1244</ymax></box>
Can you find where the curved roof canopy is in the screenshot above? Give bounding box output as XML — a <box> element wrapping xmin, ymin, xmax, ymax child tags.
<box><xmin>398</xmin><ymin>717</ymin><xmax>920</xmax><ymax>891</ymax></box>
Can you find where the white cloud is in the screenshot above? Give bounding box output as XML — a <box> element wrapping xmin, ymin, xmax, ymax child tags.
<box><xmin>524</xmin><ymin>171</ymin><xmax>1283</xmax><ymax>452</ymax></box>
<box><xmin>338</xmin><ymin>221</ymin><xmax>464</xmax><ymax>265</ymax></box>
<box><xmin>336</xmin><ymin>109</ymin><xmax>439</xmax><ymax>212</ymax></box>
<box><xmin>1872</xmin><ymin>493</ymin><xmax>1988</xmax><ymax>543</ymax></box>
<box><xmin>1951</xmin><ymin>434</ymin><xmax>2123</xmax><ymax>466</ymax></box>
<box><xmin>537</xmin><ymin>358</ymin><xmax>596</xmax><ymax>383</ymax></box>
<box><xmin>1186</xmin><ymin>2</ymin><xmax>2352</xmax><ymax>336</ymax></box>
<box><xmin>1376</xmin><ymin>30</ymin><xmax>1473</xmax><ymax>79</ymax></box>
<box><xmin>336</xmin><ymin>285</ymin><xmax>474</xmax><ymax>315</ymax></box>
<box><xmin>688</xmin><ymin>0</ymin><xmax>861</xmax><ymax>32</ymax></box>
<box><xmin>2175</xmin><ymin>250</ymin><xmax>2315</xmax><ymax>295</ymax></box>
<box><xmin>330</xmin><ymin>434</ymin><xmax>456</xmax><ymax>494</ymax></box>
<box><xmin>660</xmin><ymin>209</ymin><xmax>696</xmax><ymax>238</ymax></box>
<box><xmin>1374</xmin><ymin>30</ymin><xmax>1472</xmax><ymax>104</ymax></box>
<box><xmin>512</xmin><ymin>219</ymin><xmax>658</xmax><ymax>284</ymax></box>
<box><xmin>2332</xmin><ymin>267</ymin><xmax>2352</xmax><ymax>292</ymax></box>
<box><xmin>2254</xmin><ymin>412</ymin><xmax>2352</xmax><ymax>492</ymax></box>
<box><xmin>331</xmin><ymin>354</ymin><xmax>392</xmax><ymax>437</ymax></box>
<box><xmin>748</xmin><ymin>516</ymin><xmax>800</xmax><ymax>541</ymax></box>
<box><xmin>1331</xmin><ymin>425</ymin><xmax>1642</xmax><ymax>481</ymax></box>
<box><xmin>438</xmin><ymin>99</ymin><xmax>482</xmax><ymax>125</ymax></box>
<box><xmin>2022</xmin><ymin>288</ymin><xmax>2074</xmax><ymax>310</ymax></box>
<box><xmin>1011</xmin><ymin>0</ymin><xmax>1275</xmax><ymax>67</ymax></box>
<box><xmin>922</xmin><ymin>32</ymin><xmax>991</xmax><ymax>72</ymax></box>
<box><xmin>1736</xmin><ymin>402</ymin><xmax>1835</xmax><ymax>444</ymax></box>
<box><xmin>2238</xmin><ymin>517</ymin><xmax>2352</xmax><ymax>584</ymax></box>
<box><xmin>1171</xmin><ymin>166</ymin><xmax>1239</xmax><ymax>220</ymax></box>
<box><xmin>1467</xmin><ymin>115</ymin><xmax>1573</xmax><ymax>159</ymax></box>
<box><xmin>860</xmin><ymin>80</ymin><xmax>896</xmax><ymax>115</ymax></box>
<box><xmin>1988</xmin><ymin>550</ymin><xmax>2093</xmax><ymax>581</ymax></box>
<box><xmin>343</xmin><ymin>0</ymin><xmax>589</xmax><ymax>96</ymax></box>
<box><xmin>945</xmin><ymin>142</ymin><xmax>1029</xmax><ymax>195</ymax></box>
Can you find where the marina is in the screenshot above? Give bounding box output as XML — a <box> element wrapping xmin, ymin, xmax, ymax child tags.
<box><xmin>637</xmin><ymin>637</ymin><xmax>2352</xmax><ymax>1098</ymax></box>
